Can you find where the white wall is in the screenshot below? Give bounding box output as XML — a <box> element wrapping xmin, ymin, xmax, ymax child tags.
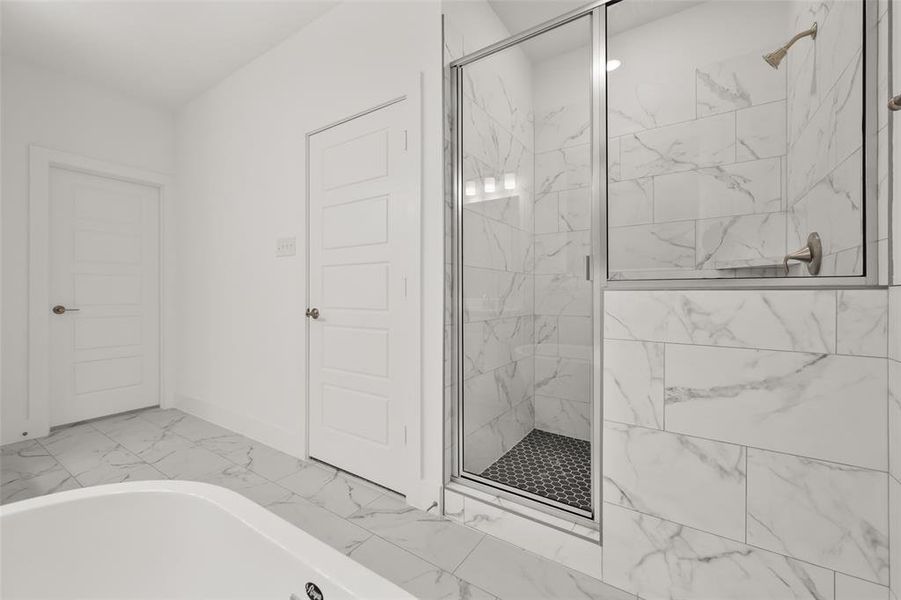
<box><xmin>173</xmin><ymin>1</ymin><xmax>443</xmax><ymax>506</ymax></box>
<box><xmin>0</xmin><ymin>57</ymin><xmax>175</xmax><ymax>443</ymax></box>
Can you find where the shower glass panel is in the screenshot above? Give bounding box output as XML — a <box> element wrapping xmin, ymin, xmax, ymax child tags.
<box><xmin>606</xmin><ymin>0</ymin><xmax>866</xmax><ymax>281</ymax></box>
<box><xmin>457</xmin><ymin>15</ymin><xmax>595</xmax><ymax>517</ymax></box>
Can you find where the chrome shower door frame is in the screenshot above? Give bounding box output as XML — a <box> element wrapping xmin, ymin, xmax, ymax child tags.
<box><xmin>450</xmin><ymin>3</ymin><xmax>610</xmax><ymax>527</ymax></box>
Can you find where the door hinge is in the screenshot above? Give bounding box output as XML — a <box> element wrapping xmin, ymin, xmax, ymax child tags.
<box><xmin>404</xmin><ymin>425</ymin><xmax>408</xmax><ymax>445</ymax></box>
<box><xmin>403</xmin><ymin>276</ymin><xmax>408</xmax><ymax>298</ymax></box>
<box><xmin>585</xmin><ymin>255</ymin><xmax>591</xmax><ymax>281</ymax></box>
<box><xmin>402</xmin><ymin>129</ymin><xmax>408</xmax><ymax>151</ymax></box>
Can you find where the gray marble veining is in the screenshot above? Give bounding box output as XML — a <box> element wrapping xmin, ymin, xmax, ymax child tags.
<box><xmin>603</xmin><ymin>503</ymin><xmax>835</xmax><ymax>600</ymax></box>
<box><xmin>604</xmin><ymin>290</ymin><xmax>836</xmax><ymax>353</ymax></box>
<box><xmin>603</xmin><ymin>423</ymin><xmax>746</xmax><ymax>541</ymax></box>
<box><xmin>747</xmin><ymin>449</ymin><xmax>889</xmax><ymax>585</ymax></box>
<box><xmin>665</xmin><ymin>345</ymin><xmax>888</xmax><ymax>470</ymax></box>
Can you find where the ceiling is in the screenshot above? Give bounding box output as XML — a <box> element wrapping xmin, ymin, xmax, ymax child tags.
<box><xmin>487</xmin><ymin>0</ymin><xmax>705</xmax><ymax>62</ymax></box>
<box><xmin>1</xmin><ymin>1</ymin><xmax>338</xmax><ymax>110</ymax></box>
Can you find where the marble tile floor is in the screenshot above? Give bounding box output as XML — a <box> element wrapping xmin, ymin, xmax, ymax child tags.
<box><xmin>481</xmin><ymin>429</ymin><xmax>592</xmax><ymax>513</ymax></box>
<box><xmin>0</xmin><ymin>408</ymin><xmax>633</xmax><ymax>600</ymax></box>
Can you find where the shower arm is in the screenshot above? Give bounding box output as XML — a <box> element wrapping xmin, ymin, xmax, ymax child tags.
<box><xmin>782</xmin><ymin>23</ymin><xmax>818</xmax><ymax>52</ymax></box>
<box><xmin>764</xmin><ymin>22</ymin><xmax>817</xmax><ymax>68</ymax></box>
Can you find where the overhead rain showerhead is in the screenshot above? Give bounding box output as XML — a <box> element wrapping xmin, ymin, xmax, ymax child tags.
<box><xmin>763</xmin><ymin>22</ymin><xmax>817</xmax><ymax>69</ymax></box>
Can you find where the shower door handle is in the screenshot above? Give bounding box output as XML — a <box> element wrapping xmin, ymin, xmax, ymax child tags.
<box><xmin>889</xmin><ymin>94</ymin><xmax>901</xmax><ymax>111</ymax></box>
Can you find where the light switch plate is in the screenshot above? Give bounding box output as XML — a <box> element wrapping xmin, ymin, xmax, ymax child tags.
<box><xmin>276</xmin><ymin>237</ymin><xmax>296</xmax><ymax>257</ymax></box>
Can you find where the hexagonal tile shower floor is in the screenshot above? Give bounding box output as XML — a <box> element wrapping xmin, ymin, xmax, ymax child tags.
<box><xmin>479</xmin><ymin>429</ymin><xmax>591</xmax><ymax>513</ymax></box>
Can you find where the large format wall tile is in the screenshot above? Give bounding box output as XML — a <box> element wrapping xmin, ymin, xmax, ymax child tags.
<box><xmin>463</xmin><ymin>398</ymin><xmax>534</xmax><ymax>474</ymax></box>
<box><xmin>620</xmin><ymin>112</ymin><xmax>735</xmax><ymax>180</ymax></box>
<box><xmin>788</xmin><ymin>52</ymin><xmax>863</xmax><ymax>204</ymax></box>
<box><xmin>608</xmin><ymin>71</ymin><xmax>696</xmax><ymax>138</ymax></box>
<box><xmin>608</xmin><ymin>178</ymin><xmax>653</xmax><ymax>227</ymax></box>
<box><xmin>603</xmin><ymin>339</ymin><xmax>664</xmax><ymax>429</ymax></box>
<box><xmin>462</xmin><ymin>359</ymin><xmax>532</xmax><ymax>437</ymax></box>
<box><xmin>603</xmin><ymin>503</ymin><xmax>835</xmax><ymax>600</ymax></box>
<box><xmin>534</xmin><ymin>101</ymin><xmax>590</xmax><ymax>154</ymax></box>
<box><xmin>557</xmin><ymin>188</ymin><xmax>591</xmax><ymax>232</ymax></box>
<box><xmin>788</xmin><ymin>149</ymin><xmax>863</xmax><ymax>266</ymax></box>
<box><xmin>654</xmin><ymin>158</ymin><xmax>782</xmax><ymax>223</ymax></box>
<box><xmin>736</xmin><ymin>101</ymin><xmax>786</xmax><ymax>161</ymax></box>
<box><xmin>665</xmin><ymin>345</ymin><xmax>887</xmax><ymax>469</ymax></box>
<box><xmin>534</xmin><ymin>315</ymin><xmax>591</xmax><ymax>359</ymax></box>
<box><xmin>890</xmin><ymin>360</ymin><xmax>901</xmax><ymax>483</ymax></box>
<box><xmin>888</xmin><ymin>287</ymin><xmax>900</xmax><ymax>362</ymax></box>
<box><xmin>604</xmin><ymin>423</ymin><xmax>746</xmax><ymax>540</ymax></box>
<box><xmin>605</xmin><ymin>290</ymin><xmax>836</xmax><ymax>353</ymax></box>
<box><xmin>462</xmin><ymin>316</ymin><xmax>532</xmax><ymax>379</ymax></box>
<box><xmin>533</xmin><ymin>231</ymin><xmax>590</xmax><ymax>275</ymax></box>
<box><xmin>836</xmin><ymin>289</ymin><xmax>888</xmax><ymax>357</ymax></box>
<box><xmin>534</xmin><ymin>355</ymin><xmax>590</xmax><ymax>404</ymax></box>
<box><xmin>891</xmin><ymin>477</ymin><xmax>901</xmax><ymax>600</ymax></box>
<box><xmin>457</xmin><ymin>535</ymin><xmax>625</xmax><ymax>600</ymax></box>
<box><xmin>452</xmin><ymin>493</ymin><xmax>603</xmax><ymax>580</ymax></box>
<box><xmin>462</xmin><ymin>49</ymin><xmax>533</xmax><ymax>151</ymax></box>
<box><xmin>696</xmin><ymin>50</ymin><xmax>786</xmax><ymax>117</ymax></box>
<box><xmin>747</xmin><ymin>449</ymin><xmax>889</xmax><ymax>584</ymax></box>
<box><xmin>463</xmin><ymin>267</ymin><xmax>533</xmax><ymax>322</ymax></box>
<box><xmin>608</xmin><ymin>222</ymin><xmax>696</xmax><ymax>271</ymax></box>
<box><xmin>696</xmin><ymin>212</ymin><xmax>786</xmax><ymax>269</ymax></box>
<box><xmin>834</xmin><ymin>574</ymin><xmax>890</xmax><ymax>600</ymax></box>
<box><xmin>535</xmin><ymin>395</ymin><xmax>590</xmax><ymax>440</ymax></box>
<box><xmin>534</xmin><ymin>274</ymin><xmax>591</xmax><ymax>317</ymax></box>
<box><xmin>535</xmin><ymin>143</ymin><xmax>590</xmax><ymax>195</ymax></box>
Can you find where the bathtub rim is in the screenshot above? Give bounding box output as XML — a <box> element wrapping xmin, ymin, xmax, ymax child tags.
<box><xmin>0</xmin><ymin>479</ymin><xmax>414</xmax><ymax>600</ymax></box>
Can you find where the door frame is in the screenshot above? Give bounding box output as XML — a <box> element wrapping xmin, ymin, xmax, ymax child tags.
<box><xmin>26</xmin><ymin>146</ymin><xmax>173</xmax><ymax>438</ymax></box>
<box><xmin>304</xmin><ymin>80</ymin><xmax>423</xmax><ymax>500</ymax></box>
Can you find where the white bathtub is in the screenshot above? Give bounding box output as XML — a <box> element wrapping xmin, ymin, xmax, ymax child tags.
<box><xmin>0</xmin><ymin>480</ymin><xmax>414</xmax><ymax>600</ymax></box>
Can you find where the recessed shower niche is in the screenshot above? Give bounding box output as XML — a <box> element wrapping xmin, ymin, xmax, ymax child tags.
<box><xmin>447</xmin><ymin>0</ymin><xmax>873</xmax><ymax>524</ymax></box>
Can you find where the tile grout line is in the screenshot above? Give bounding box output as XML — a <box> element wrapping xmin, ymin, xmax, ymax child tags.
<box><xmin>609</xmin><ymin>501</ymin><xmax>886</xmax><ymax>587</ymax></box>
<box><xmin>451</xmin><ymin>533</ymin><xmax>487</xmax><ymax>574</ymax></box>
<box><xmin>31</xmin><ymin>436</ymin><xmax>84</xmax><ymax>490</ymax></box>
<box><xmin>603</xmin><ymin>416</ymin><xmax>889</xmax><ymax>474</ymax></box>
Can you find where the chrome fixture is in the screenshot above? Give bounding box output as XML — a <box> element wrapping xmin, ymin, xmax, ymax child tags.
<box><xmin>763</xmin><ymin>22</ymin><xmax>817</xmax><ymax>69</ymax></box>
<box><xmin>51</xmin><ymin>305</ymin><xmax>79</xmax><ymax>314</ymax></box>
<box><xmin>889</xmin><ymin>94</ymin><xmax>901</xmax><ymax>111</ymax></box>
<box><xmin>305</xmin><ymin>307</ymin><xmax>320</xmax><ymax>319</ymax></box>
<box><xmin>783</xmin><ymin>232</ymin><xmax>822</xmax><ymax>275</ymax></box>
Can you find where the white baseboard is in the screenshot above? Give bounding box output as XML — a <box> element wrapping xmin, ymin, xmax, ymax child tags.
<box><xmin>173</xmin><ymin>394</ymin><xmax>304</xmax><ymax>458</ymax></box>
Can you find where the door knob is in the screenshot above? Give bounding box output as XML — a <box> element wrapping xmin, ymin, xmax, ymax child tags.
<box><xmin>52</xmin><ymin>305</ymin><xmax>80</xmax><ymax>315</ymax></box>
<box><xmin>305</xmin><ymin>308</ymin><xmax>320</xmax><ymax>319</ymax></box>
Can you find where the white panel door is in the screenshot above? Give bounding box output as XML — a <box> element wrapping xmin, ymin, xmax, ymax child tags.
<box><xmin>49</xmin><ymin>167</ymin><xmax>160</xmax><ymax>426</ymax></box>
<box><xmin>308</xmin><ymin>100</ymin><xmax>414</xmax><ymax>492</ymax></box>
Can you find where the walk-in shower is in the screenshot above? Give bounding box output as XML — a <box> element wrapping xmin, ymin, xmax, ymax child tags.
<box><xmin>447</xmin><ymin>0</ymin><xmax>873</xmax><ymax>525</ymax></box>
<box><xmin>451</xmin><ymin>11</ymin><xmax>601</xmax><ymax>519</ymax></box>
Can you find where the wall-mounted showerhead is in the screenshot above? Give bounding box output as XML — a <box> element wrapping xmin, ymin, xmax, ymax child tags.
<box><xmin>763</xmin><ymin>22</ymin><xmax>817</xmax><ymax>69</ymax></box>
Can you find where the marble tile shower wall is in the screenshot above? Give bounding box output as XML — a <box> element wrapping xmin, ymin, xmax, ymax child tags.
<box><xmin>885</xmin><ymin>291</ymin><xmax>899</xmax><ymax>600</ymax></box>
<box><xmin>531</xmin><ymin>46</ymin><xmax>593</xmax><ymax>441</ymax></box>
<box><xmin>602</xmin><ymin>288</ymin><xmax>892</xmax><ymax>599</ymax></box>
<box><xmin>606</xmin><ymin>2</ymin><xmax>791</xmax><ymax>278</ymax></box>
<box><xmin>785</xmin><ymin>0</ymin><xmax>865</xmax><ymax>274</ymax></box>
<box><xmin>606</xmin><ymin>0</ymin><xmax>865</xmax><ymax>279</ymax></box>
<box><xmin>458</xmin><ymin>26</ymin><xmax>537</xmax><ymax>474</ymax></box>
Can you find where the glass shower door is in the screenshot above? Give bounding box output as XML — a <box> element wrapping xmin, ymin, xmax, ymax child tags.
<box><xmin>455</xmin><ymin>14</ymin><xmax>597</xmax><ymax>517</ymax></box>
<box><xmin>605</xmin><ymin>0</ymin><xmax>867</xmax><ymax>281</ymax></box>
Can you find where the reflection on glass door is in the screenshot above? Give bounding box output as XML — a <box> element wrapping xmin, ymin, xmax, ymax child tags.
<box><xmin>606</xmin><ymin>0</ymin><xmax>866</xmax><ymax>281</ymax></box>
<box><xmin>456</xmin><ymin>14</ymin><xmax>595</xmax><ymax>517</ymax></box>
